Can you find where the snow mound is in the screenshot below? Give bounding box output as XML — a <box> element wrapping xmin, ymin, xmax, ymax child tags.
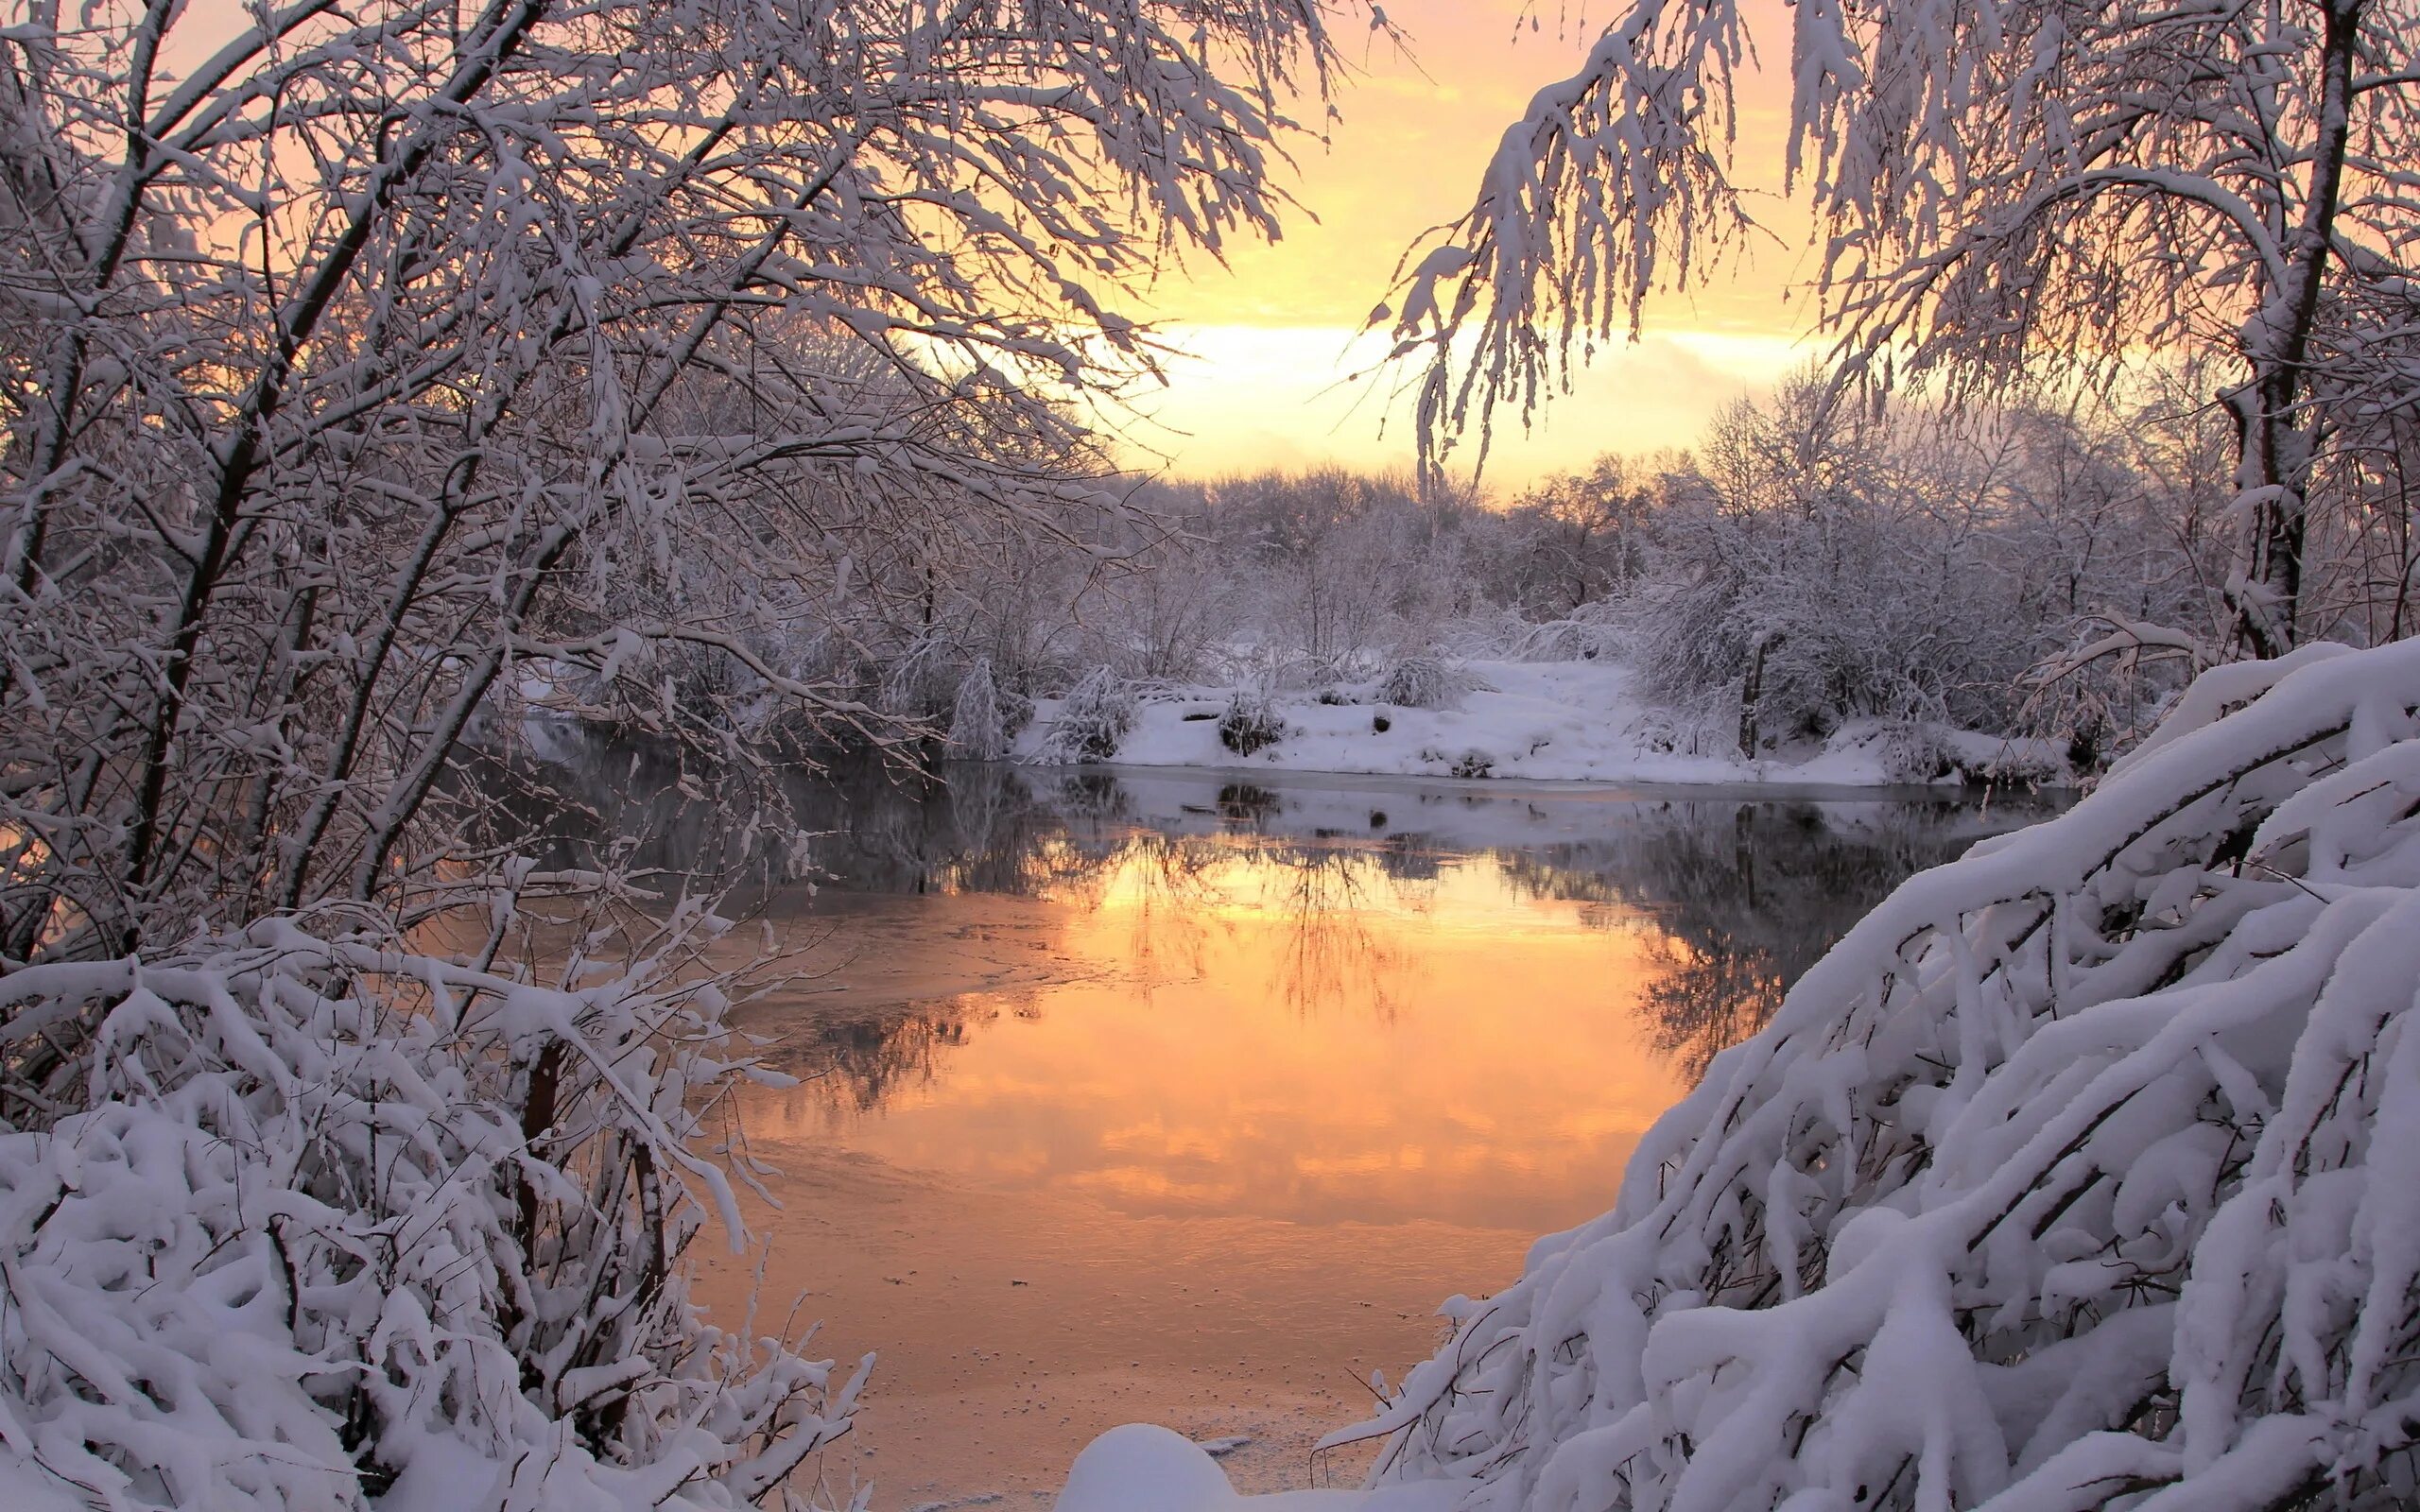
<box><xmin>1054</xmin><ymin>1425</ymin><xmax>1460</xmax><ymax>1512</ymax></box>
<box><xmin>1340</xmin><ymin>640</ymin><xmax>2420</xmax><ymax>1509</ymax></box>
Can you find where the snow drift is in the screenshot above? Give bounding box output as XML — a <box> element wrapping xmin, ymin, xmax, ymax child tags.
<box><xmin>1054</xmin><ymin>1425</ymin><xmax>1460</xmax><ymax>1512</ymax></box>
<box><xmin>1013</xmin><ymin>661</ymin><xmax>2069</xmax><ymax>788</ymax></box>
<box><xmin>1338</xmin><ymin>639</ymin><xmax>2420</xmax><ymax>1510</ymax></box>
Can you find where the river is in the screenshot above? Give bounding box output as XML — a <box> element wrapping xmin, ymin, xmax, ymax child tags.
<box><xmin>510</xmin><ymin>735</ymin><xmax>2063</xmax><ymax>1510</ymax></box>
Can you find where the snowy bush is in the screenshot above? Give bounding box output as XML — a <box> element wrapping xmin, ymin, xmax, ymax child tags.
<box><xmin>1031</xmin><ymin>666</ymin><xmax>1135</xmax><ymax>765</ymax></box>
<box><xmin>1347</xmin><ymin>641</ymin><xmax>2420</xmax><ymax>1511</ymax></box>
<box><xmin>1623</xmin><ymin>705</ymin><xmax>1729</xmax><ymax>760</ymax></box>
<box><xmin>1507</xmin><ymin>612</ymin><xmax>1624</xmax><ymax>664</ymax></box>
<box><xmin>947</xmin><ymin>661</ymin><xmax>1012</xmax><ymax>760</ymax></box>
<box><xmin>876</xmin><ymin>636</ymin><xmax>958</xmax><ymax>726</ymax></box>
<box><xmin>1377</xmin><ymin>655</ymin><xmax>1489</xmax><ymax>712</ymax></box>
<box><xmin>1219</xmin><ymin>688</ymin><xmax>1289</xmax><ymax>757</ymax></box>
<box><xmin>0</xmin><ymin>913</ymin><xmax>863</xmax><ymax>1511</ymax></box>
<box><xmin>1826</xmin><ymin>719</ymin><xmax>1958</xmax><ymax>782</ymax></box>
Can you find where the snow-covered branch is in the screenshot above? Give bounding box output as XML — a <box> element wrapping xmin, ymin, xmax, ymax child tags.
<box><xmin>1403</xmin><ymin>0</ymin><xmax>2420</xmax><ymax>659</ymax></box>
<box><xmin>0</xmin><ymin>909</ymin><xmax>865</xmax><ymax>1509</ymax></box>
<box><xmin>0</xmin><ymin>0</ymin><xmax>1342</xmax><ymax>961</ymax></box>
<box><xmin>1355</xmin><ymin>639</ymin><xmax>2420</xmax><ymax>1510</ymax></box>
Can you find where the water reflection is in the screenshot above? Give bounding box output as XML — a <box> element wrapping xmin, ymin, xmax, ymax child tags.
<box><xmin>1490</xmin><ymin>803</ymin><xmax>1981</xmax><ymax>1079</ymax></box>
<box><xmin>501</xmin><ymin>730</ymin><xmax>2062</xmax><ymax>1502</ymax></box>
<box><xmin>510</xmin><ymin>729</ymin><xmax>2052</xmax><ymax>1106</ymax></box>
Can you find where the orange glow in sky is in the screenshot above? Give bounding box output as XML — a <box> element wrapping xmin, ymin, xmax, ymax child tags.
<box><xmin>1126</xmin><ymin>0</ymin><xmax>1818</xmax><ymax>486</ymax></box>
<box><xmin>156</xmin><ymin>0</ymin><xmax>1814</xmax><ymax>488</ymax></box>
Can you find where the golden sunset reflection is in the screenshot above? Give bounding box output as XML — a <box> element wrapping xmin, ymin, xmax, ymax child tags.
<box><xmin>638</xmin><ymin>766</ymin><xmax>2060</xmax><ymax>1508</ymax></box>
<box><xmin>734</xmin><ymin>843</ymin><xmax>1685</xmax><ymax>1233</ymax></box>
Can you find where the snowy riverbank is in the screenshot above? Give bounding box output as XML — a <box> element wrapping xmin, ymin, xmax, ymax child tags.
<box><xmin>1012</xmin><ymin>660</ymin><xmax>2069</xmax><ymax>788</ymax></box>
<box><xmin>1044</xmin><ymin>640</ymin><xmax>2420</xmax><ymax>1512</ymax></box>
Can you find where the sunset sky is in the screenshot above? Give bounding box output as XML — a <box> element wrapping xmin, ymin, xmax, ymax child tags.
<box><xmin>160</xmin><ymin>0</ymin><xmax>1816</xmax><ymax>490</ymax></box>
<box><xmin>1123</xmin><ymin>0</ymin><xmax>1817</xmax><ymax>488</ymax></box>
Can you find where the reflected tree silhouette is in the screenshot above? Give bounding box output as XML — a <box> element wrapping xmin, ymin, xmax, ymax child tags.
<box><xmin>760</xmin><ymin>999</ymin><xmax>998</xmax><ymax>1114</ymax></box>
<box><xmin>497</xmin><ymin>728</ymin><xmax>2059</xmax><ymax>1105</ymax></box>
<box><xmin>1265</xmin><ymin>849</ymin><xmax>1407</xmax><ymax>1021</ymax></box>
<box><xmin>1493</xmin><ymin>799</ymin><xmax>2035</xmax><ymax>1080</ymax></box>
<box><xmin>1082</xmin><ymin>828</ymin><xmax>1412</xmax><ymax>1022</ymax></box>
<box><xmin>1636</xmin><ymin>932</ymin><xmax>1790</xmax><ymax>1083</ymax></box>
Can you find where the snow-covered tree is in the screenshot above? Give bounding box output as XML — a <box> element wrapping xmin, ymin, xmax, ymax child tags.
<box><xmin>0</xmin><ymin>0</ymin><xmax>1340</xmax><ymax>962</ymax></box>
<box><xmin>1392</xmin><ymin>0</ymin><xmax>2420</xmax><ymax>660</ymax></box>
<box><xmin>1499</xmin><ymin>456</ymin><xmax>1657</xmax><ymax>615</ymax></box>
<box><xmin>0</xmin><ymin>2</ymin><xmax>1342</xmax><ymax>1503</ymax></box>
<box><xmin>1348</xmin><ymin>638</ymin><xmax>2420</xmax><ymax>1511</ymax></box>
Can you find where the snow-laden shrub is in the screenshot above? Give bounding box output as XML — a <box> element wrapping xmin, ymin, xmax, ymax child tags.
<box><xmin>947</xmin><ymin>660</ymin><xmax>1011</xmax><ymax>759</ymax></box>
<box><xmin>0</xmin><ymin>912</ymin><xmax>863</xmax><ymax>1511</ymax></box>
<box><xmin>1823</xmin><ymin>718</ymin><xmax>1958</xmax><ymax>782</ymax></box>
<box><xmin>1505</xmin><ymin>603</ymin><xmax>1625</xmax><ymax>663</ymax></box>
<box><xmin>1423</xmin><ymin>604</ymin><xmax>1535</xmax><ymax>662</ymax></box>
<box><xmin>868</xmin><ymin>634</ymin><xmax>977</xmax><ymax>735</ymax></box>
<box><xmin>1030</xmin><ymin>665</ymin><xmax>1134</xmax><ymax>764</ymax></box>
<box><xmin>1826</xmin><ymin>720</ymin><xmax>2077</xmax><ymax>788</ymax></box>
<box><xmin>1624</xmin><ymin>705</ymin><xmax>1730</xmax><ymax>759</ymax></box>
<box><xmin>1376</xmin><ymin>654</ymin><xmax>1489</xmax><ymax>711</ymax></box>
<box><xmin>1219</xmin><ymin>687</ymin><xmax>1288</xmax><ymax>757</ymax></box>
<box><xmin>1347</xmin><ymin>641</ymin><xmax>2420</xmax><ymax>1511</ymax></box>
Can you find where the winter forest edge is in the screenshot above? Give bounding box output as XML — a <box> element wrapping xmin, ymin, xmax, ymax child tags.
<box><xmin>4</xmin><ymin>1</ymin><xmax>2420</xmax><ymax>1510</ymax></box>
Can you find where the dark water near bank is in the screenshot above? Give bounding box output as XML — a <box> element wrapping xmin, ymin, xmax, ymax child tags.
<box><xmin>510</xmin><ymin>730</ymin><xmax>2064</xmax><ymax>1507</ymax></box>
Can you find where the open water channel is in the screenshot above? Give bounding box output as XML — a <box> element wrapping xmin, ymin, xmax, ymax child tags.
<box><xmin>514</xmin><ymin>734</ymin><xmax>2063</xmax><ymax>1510</ymax></box>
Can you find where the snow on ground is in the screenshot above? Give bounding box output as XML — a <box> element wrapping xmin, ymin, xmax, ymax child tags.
<box><xmin>1052</xmin><ymin>1427</ymin><xmax>1461</xmax><ymax>1512</ymax></box>
<box><xmin>1012</xmin><ymin>661</ymin><xmax>2066</xmax><ymax>788</ymax></box>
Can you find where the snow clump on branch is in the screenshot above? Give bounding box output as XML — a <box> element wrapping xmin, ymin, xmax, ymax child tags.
<box><xmin>1345</xmin><ymin>639</ymin><xmax>2420</xmax><ymax>1511</ymax></box>
<box><xmin>0</xmin><ymin>914</ymin><xmax>863</xmax><ymax>1511</ymax></box>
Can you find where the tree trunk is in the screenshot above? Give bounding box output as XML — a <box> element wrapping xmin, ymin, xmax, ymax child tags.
<box><xmin>1739</xmin><ymin>636</ymin><xmax>1772</xmax><ymax>757</ymax></box>
<box><xmin>2225</xmin><ymin>0</ymin><xmax>2362</xmax><ymax>660</ymax></box>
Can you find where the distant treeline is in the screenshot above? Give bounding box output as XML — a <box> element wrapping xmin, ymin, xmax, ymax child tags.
<box><xmin>569</xmin><ymin>364</ymin><xmax>2419</xmax><ymax>768</ymax></box>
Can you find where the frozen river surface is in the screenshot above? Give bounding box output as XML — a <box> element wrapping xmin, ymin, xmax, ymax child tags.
<box><xmin>522</xmin><ymin>745</ymin><xmax>2061</xmax><ymax>1509</ymax></box>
